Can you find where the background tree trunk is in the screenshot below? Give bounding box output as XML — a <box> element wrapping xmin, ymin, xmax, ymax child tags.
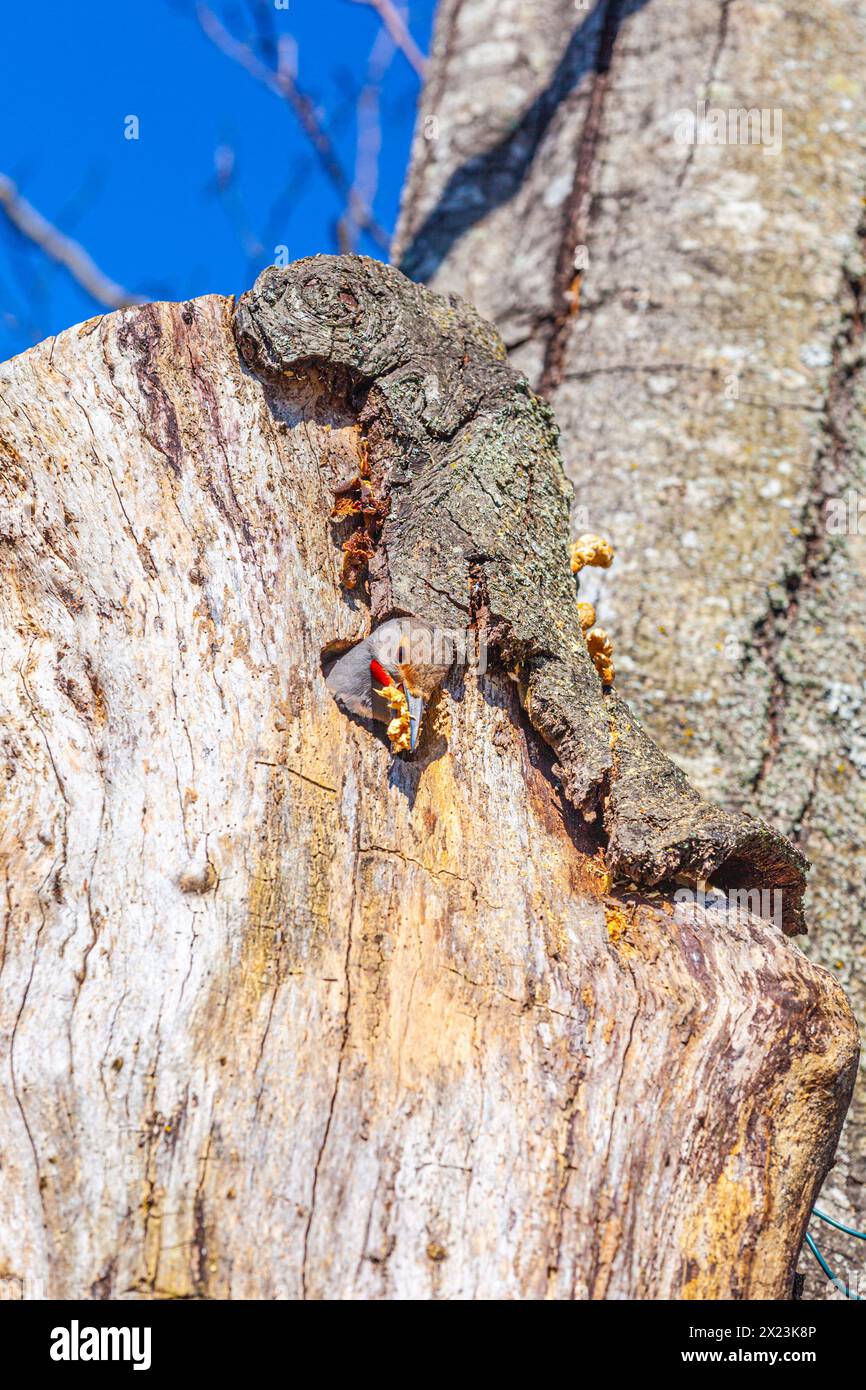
<box><xmin>395</xmin><ymin>0</ymin><xmax>866</xmax><ymax>1297</ymax></box>
<box><xmin>0</xmin><ymin>267</ymin><xmax>857</xmax><ymax>1301</ymax></box>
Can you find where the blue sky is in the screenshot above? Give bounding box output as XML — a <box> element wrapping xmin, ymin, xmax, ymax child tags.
<box><xmin>0</xmin><ymin>0</ymin><xmax>435</xmax><ymax>360</ymax></box>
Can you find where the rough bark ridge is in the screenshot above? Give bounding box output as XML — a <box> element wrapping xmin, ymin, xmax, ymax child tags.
<box><xmin>0</xmin><ymin>274</ymin><xmax>856</xmax><ymax>1301</ymax></box>
<box><xmin>235</xmin><ymin>257</ymin><xmax>808</xmax><ymax>932</ymax></box>
<box><xmin>395</xmin><ymin>0</ymin><xmax>866</xmax><ymax>1297</ymax></box>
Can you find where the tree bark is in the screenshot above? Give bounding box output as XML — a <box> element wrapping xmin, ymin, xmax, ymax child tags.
<box><xmin>0</xmin><ymin>261</ymin><xmax>857</xmax><ymax>1300</ymax></box>
<box><xmin>395</xmin><ymin>0</ymin><xmax>866</xmax><ymax>1297</ymax></box>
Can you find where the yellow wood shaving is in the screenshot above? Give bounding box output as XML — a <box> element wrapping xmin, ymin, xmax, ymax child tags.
<box><xmin>330</xmin><ymin>494</ymin><xmax>363</xmax><ymax>519</ymax></box>
<box><xmin>374</xmin><ymin>683</ymin><xmax>412</xmax><ymax>753</ymax></box>
<box><xmin>570</xmin><ymin>533</ymin><xmax>615</xmax><ymax>573</ymax></box>
<box><xmin>586</xmin><ymin>627</ymin><xmax>615</xmax><ymax>685</ymax></box>
<box><xmin>577</xmin><ymin>601</ymin><xmax>596</xmax><ymax>633</ymax></box>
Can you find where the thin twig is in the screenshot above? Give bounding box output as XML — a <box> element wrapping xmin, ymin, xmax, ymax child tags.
<box><xmin>338</xmin><ymin>14</ymin><xmax>397</xmax><ymax>252</ymax></box>
<box><xmin>196</xmin><ymin>3</ymin><xmax>390</xmax><ymax>252</ymax></box>
<box><xmin>0</xmin><ymin>173</ymin><xmax>144</xmax><ymax>310</ymax></box>
<box><xmin>347</xmin><ymin>0</ymin><xmax>427</xmax><ymax>78</ymax></box>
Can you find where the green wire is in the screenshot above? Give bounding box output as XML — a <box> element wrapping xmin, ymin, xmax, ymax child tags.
<box><xmin>804</xmin><ymin>1232</ymin><xmax>862</xmax><ymax>1299</ymax></box>
<box><xmin>812</xmin><ymin>1206</ymin><xmax>866</xmax><ymax>1241</ymax></box>
<box><xmin>805</xmin><ymin>1207</ymin><xmax>866</xmax><ymax>1300</ymax></box>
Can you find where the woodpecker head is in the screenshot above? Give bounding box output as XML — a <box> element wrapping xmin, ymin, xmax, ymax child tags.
<box><xmin>326</xmin><ymin>617</ymin><xmax>453</xmax><ymax>752</ymax></box>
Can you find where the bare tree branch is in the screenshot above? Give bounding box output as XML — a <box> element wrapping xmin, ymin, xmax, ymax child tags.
<box><xmin>346</xmin><ymin>0</ymin><xmax>427</xmax><ymax>78</ymax></box>
<box><xmin>338</xmin><ymin>13</ymin><xmax>398</xmax><ymax>253</ymax></box>
<box><xmin>209</xmin><ymin>142</ymin><xmax>266</xmax><ymax>279</ymax></box>
<box><xmin>196</xmin><ymin>3</ymin><xmax>390</xmax><ymax>253</ymax></box>
<box><xmin>0</xmin><ymin>173</ymin><xmax>144</xmax><ymax>311</ymax></box>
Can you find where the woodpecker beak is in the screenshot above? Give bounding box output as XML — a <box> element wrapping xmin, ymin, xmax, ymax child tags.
<box><xmin>404</xmin><ymin>685</ymin><xmax>423</xmax><ymax>753</ymax></box>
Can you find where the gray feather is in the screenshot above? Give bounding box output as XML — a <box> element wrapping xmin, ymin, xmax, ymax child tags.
<box><xmin>325</xmin><ymin>639</ymin><xmax>376</xmax><ymax>720</ymax></box>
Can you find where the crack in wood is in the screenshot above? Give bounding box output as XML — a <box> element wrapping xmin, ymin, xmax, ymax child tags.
<box><xmin>540</xmin><ymin>0</ymin><xmax>627</xmax><ymax>396</ymax></box>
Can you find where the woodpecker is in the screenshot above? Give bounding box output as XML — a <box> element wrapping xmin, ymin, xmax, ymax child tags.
<box><xmin>325</xmin><ymin>617</ymin><xmax>452</xmax><ymax>753</ymax></box>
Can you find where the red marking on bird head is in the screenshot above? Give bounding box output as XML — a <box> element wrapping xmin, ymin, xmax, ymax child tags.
<box><xmin>370</xmin><ymin>657</ymin><xmax>393</xmax><ymax>688</ymax></box>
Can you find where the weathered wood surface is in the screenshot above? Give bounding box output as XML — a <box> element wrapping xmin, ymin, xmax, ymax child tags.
<box><xmin>0</xmin><ymin>270</ymin><xmax>857</xmax><ymax>1300</ymax></box>
<box><xmin>395</xmin><ymin>0</ymin><xmax>866</xmax><ymax>1297</ymax></box>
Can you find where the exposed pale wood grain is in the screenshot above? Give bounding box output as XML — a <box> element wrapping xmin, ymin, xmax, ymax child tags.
<box><xmin>0</xmin><ymin>282</ymin><xmax>856</xmax><ymax>1300</ymax></box>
